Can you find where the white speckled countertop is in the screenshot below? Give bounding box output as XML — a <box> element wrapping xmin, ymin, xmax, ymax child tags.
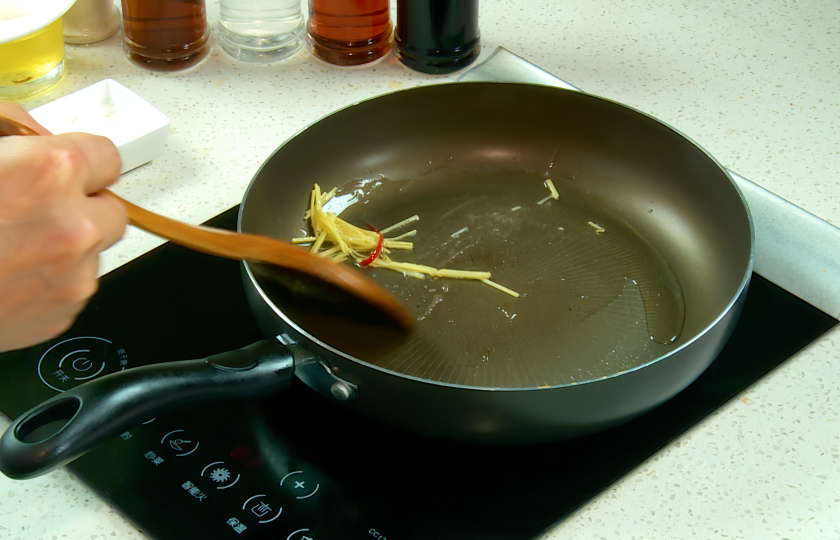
<box><xmin>1</xmin><ymin>1</ymin><xmax>839</xmax><ymax>538</ymax></box>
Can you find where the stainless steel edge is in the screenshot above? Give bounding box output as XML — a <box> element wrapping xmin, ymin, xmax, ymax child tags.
<box><xmin>462</xmin><ymin>47</ymin><xmax>840</xmax><ymax>318</ymax></box>
<box><xmin>457</xmin><ymin>47</ymin><xmax>581</xmax><ymax>91</ymax></box>
<box><xmin>727</xmin><ymin>172</ymin><xmax>840</xmax><ymax>318</ymax></box>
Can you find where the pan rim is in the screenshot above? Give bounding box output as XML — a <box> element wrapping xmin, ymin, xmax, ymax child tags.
<box><xmin>239</xmin><ymin>81</ymin><xmax>756</xmax><ymax>392</ymax></box>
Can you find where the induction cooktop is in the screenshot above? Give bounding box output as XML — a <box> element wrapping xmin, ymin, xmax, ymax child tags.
<box><xmin>0</xmin><ymin>207</ymin><xmax>835</xmax><ymax>539</ymax></box>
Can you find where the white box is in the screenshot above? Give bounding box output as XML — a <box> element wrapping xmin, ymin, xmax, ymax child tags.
<box><xmin>30</xmin><ymin>79</ymin><xmax>170</xmax><ymax>174</ymax></box>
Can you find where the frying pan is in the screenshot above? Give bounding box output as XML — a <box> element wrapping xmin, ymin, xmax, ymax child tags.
<box><xmin>0</xmin><ymin>82</ymin><xmax>753</xmax><ymax>479</ymax></box>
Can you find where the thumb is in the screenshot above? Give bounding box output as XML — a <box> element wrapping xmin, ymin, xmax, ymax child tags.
<box><xmin>0</xmin><ymin>103</ymin><xmax>52</xmax><ymax>135</ymax></box>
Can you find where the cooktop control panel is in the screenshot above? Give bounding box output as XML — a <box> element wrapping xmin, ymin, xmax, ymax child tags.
<box><xmin>77</xmin><ymin>394</ymin><xmax>348</xmax><ymax>539</ymax></box>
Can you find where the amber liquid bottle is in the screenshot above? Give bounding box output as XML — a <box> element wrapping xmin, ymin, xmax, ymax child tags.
<box><xmin>122</xmin><ymin>0</ymin><xmax>210</xmax><ymax>71</ymax></box>
<box><xmin>308</xmin><ymin>0</ymin><xmax>392</xmax><ymax>66</ymax></box>
<box><xmin>395</xmin><ymin>0</ymin><xmax>480</xmax><ymax>74</ymax></box>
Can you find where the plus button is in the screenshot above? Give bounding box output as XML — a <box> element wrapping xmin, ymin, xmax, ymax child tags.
<box><xmin>281</xmin><ymin>471</ymin><xmax>321</xmax><ymax>500</ymax></box>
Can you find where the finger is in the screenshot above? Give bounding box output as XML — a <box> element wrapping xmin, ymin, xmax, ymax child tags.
<box><xmin>27</xmin><ymin>194</ymin><xmax>124</xmax><ymax>286</ymax></box>
<box><xmin>49</xmin><ymin>253</ymin><xmax>100</xmax><ymax>304</ymax></box>
<box><xmin>19</xmin><ymin>296</ymin><xmax>90</xmax><ymax>347</ymax></box>
<box><xmin>41</xmin><ymin>254</ymin><xmax>99</xmax><ymax>334</ymax></box>
<box><xmin>37</xmin><ymin>232</ymin><xmax>101</xmax><ymax>289</ymax></box>
<box><xmin>0</xmin><ymin>269</ymin><xmax>93</xmax><ymax>350</ymax></box>
<box><xmin>85</xmin><ymin>192</ymin><xmax>128</xmax><ymax>251</ymax></box>
<box><xmin>53</xmin><ymin>132</ymin><xmax>122</xmax><ymax>194</ymax></box>
<box><xmin>0</xmin><ymin>103</ymin><xmax>52</xmax><ymax>135</ymax></box>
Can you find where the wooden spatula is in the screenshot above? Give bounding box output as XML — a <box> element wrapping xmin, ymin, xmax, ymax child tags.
<box><xmin>0</xmin><ymin>115</ymin><xmax>414</xmax><ymax>329</ymax></box>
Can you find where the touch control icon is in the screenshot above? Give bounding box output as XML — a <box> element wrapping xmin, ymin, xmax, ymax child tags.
<box><xmin>160</xmin><ymin>429</ymin><xmax>200</xmax><ymax>457</ymax></box>
<box><xmin>210</xmin><ymin>468</ymin><xmax>231</xmax><ymax>482</ymax></box>
<box><xmin>37</xmin><ymin>336</ymin><xmax>126</xmax><ymax>392</ymax></box>
<box><xmin>201</xmin><ymin>461</ymin><xmax>240</xmax><ymax>489</ymax></box>
<box><xmin>241</xmin><ymin>494</ymin><xmax>283</xmax><ymax>524</ymax></box>
<box><xmin>280</xmin><ymin>471</ymin><xmax>320</xmax><ymax>500</ymax></box>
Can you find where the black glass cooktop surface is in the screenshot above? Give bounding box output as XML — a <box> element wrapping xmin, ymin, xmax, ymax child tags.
<box><xmin>0</xmin><ymin>207</ymin><xmax>835</xmax><ymax>540</ymax></box>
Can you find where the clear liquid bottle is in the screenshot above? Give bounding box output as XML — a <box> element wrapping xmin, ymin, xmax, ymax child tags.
<box><xmin>395</xmin><ymin>0</ymin><xmax>480</xmax><ymax>74</ymax></box>
<box><xmin>219</xmin><ymin>0</ymin><xmax>303</xmax><ymax>63</ymax></box>
<box><xmin>121</xmin><ymin>0</ymin><xmax>210</xmax><ymax>71</ymax></box>
<box><xmin>308</xmin><ymin>0</ymin><xmax>392</xmax><ymax>66</ymax></box>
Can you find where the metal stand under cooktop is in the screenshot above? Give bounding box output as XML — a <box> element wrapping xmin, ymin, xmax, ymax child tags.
<box><xmin>0</xmin><ymin>207</ymin><xmax>835</xmax><ymax>540</ymax></box>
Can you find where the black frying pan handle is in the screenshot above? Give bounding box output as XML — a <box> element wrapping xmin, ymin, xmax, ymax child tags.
<box><xmin>0</xmin><ymin>339</ymin><xmax>294</xmax><ymax>480</ymax></box>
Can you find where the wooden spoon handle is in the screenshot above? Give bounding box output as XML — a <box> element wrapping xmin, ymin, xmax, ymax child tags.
<box><xmin>0</xmin><ymin>116</ymin><xmax>39</xmax><ymax>137</ymax></box>
<box><xmin>108</xmin><ymin>192</ymin><xmax>365</xmax><ymax>288</ymax></box>
<box><xmin>0</xmin><ymin>114</ymin><xmax>414</xmax><ymax>329</ymax></box>
<box><xmin>108</xmin><ymin>190</ymin><xmax>298</xmax><ymax>263</ymax></box>
<box><xmin>107</xmin><ymin>192</ymin><xmax>414</xmax><ymax>327</ymax></box>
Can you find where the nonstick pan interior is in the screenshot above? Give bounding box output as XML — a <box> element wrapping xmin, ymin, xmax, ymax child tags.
<box><xmin>240</xmin><ymin>83</ymin><xmax>752</xmax><ymax>390</ymax></box>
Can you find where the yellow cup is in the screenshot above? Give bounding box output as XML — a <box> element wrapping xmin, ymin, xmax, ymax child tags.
<box><xmin>0</xmin><ymin>1</ymin><xmax>76</xmax><ymax>102</ymax></box>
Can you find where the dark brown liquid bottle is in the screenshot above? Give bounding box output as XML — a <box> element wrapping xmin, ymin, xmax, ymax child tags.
<box><xmin>122</xmin><ymin>0</ymin><xmax>210</xmax><ymax>71</ymax></box>
<box><xmin>395</xmin><ymin>0</ymin><xmax>480</xmax><ymax>74</ymax></box>
<box><xmin>308</xmin><ymin>0</ymin><xmax>392</xmax><ymax>66</ymax></box>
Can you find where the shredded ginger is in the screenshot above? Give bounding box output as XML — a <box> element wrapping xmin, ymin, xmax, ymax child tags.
<box><xmin>588</xmin><ymin>221</ymin><xmax>606</xmax><ymax>235</ymax></box>
<box><xmin>296</xmin><ymin>184</ymin><xmax>519</xmax><ymax>298</ymax></box>
<box><xmin>537</xmin><ymin>179</ymin><xmax>560</xmax><ymax>205</ymax></box>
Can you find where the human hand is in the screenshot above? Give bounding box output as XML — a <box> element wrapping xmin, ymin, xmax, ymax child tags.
<box><xmin>0</xmin><ymin>103</ymin><xmax>127</xmax><ymax>352</ymax></box>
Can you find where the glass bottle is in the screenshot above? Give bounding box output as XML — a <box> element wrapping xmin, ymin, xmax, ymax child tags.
<box><xmin>219</xmin><ymin>0</ymin><xmax>303</xmax><ymax>63</ymax></box>
<box><xmin>307</xmin><ymin>0</ymin><xmax>392</xmax><ymax>66</ymax></box>
<box><xmin>121</xmin><ymin>0</ymin><xmax>210</xmax><ymax>71</ymax></box>
<box><xmin>395</xmin><ymin>0</ymin><xmax>480</xmax><ymax>74</ymax></box>
<box><xmin>63</xmin><ymin>0</ymin><xmax>121</xmax><ymax>45</ymax></box>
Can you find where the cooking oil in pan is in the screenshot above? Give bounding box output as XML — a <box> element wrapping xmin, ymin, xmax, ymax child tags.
<box><xmin>273</xmin><ymin>169</ymin><xmax>686</xmax><ymax>388</ymax></box>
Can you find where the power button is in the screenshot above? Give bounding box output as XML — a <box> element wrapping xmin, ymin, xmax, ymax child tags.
<box><xmin>286</xmin><ymin>529</ymin><xmax>314</xmax><ymax>540</ymax></box>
